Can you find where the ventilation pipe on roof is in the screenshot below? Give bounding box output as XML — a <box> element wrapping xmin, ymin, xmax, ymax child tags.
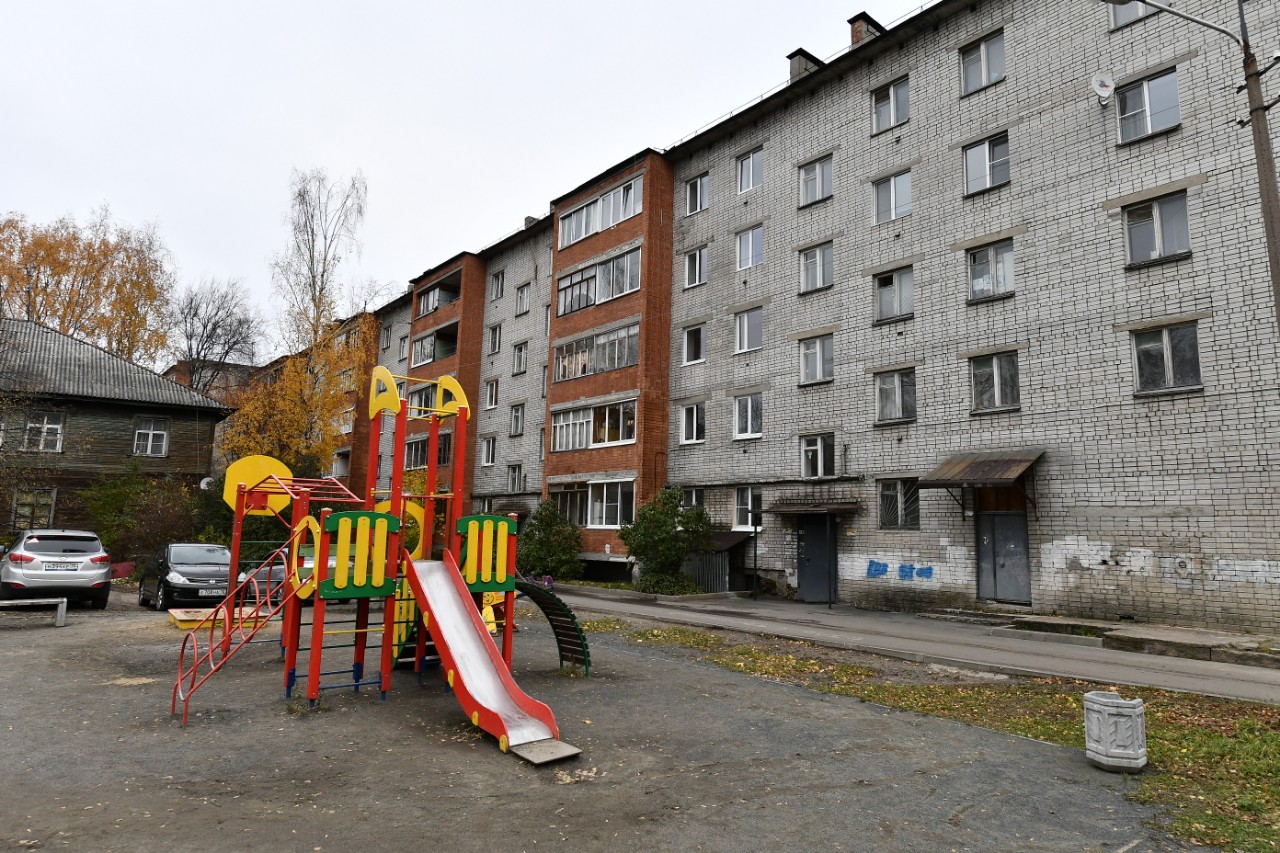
<box><xmin>848</xmin><ymin>12</ymin><xmax>882</xmax><ymax>48</ymax></box>
<box><xmin>787</xmin><ymin>48</ymin><xmax>825</xmax><ymax>83</ymax></box>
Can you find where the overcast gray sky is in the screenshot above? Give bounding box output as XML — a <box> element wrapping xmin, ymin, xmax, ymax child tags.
<box><xmin>2</xmin><ymin>0</ymin><xmax>929</xmax><ymax>345</ymax></box>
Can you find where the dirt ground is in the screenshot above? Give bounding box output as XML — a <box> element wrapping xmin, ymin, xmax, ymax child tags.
<box><xmin>0</xmin><ymin>585</ymin><xmax>1203</xmax><ymax>852</ymax></box>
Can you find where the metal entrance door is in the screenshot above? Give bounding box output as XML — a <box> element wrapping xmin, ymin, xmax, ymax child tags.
<box><xmin>797</xmin><ymin>515</ymin><xmax>835</xmax><ymax>603</ymax></box>
<box><xmin>976</xmin><ymin>512</ymin><xmax>1031</xmax><ymax>604</ymax></box>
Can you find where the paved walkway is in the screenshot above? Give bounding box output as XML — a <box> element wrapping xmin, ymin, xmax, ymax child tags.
<box><xmin>555</xmin><ymin>589</ymin><xmax>1280</xmax><ymax>704</ymax></box>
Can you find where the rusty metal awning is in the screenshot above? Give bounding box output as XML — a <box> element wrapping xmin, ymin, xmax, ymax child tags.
<box><xmin>917</xmin><ymin>447</ymin><xmax>1045</xmax><ymax>489</ymax></box>
<box><xmin>764</xmin><ymin>500</ymin><xmax>862</xmax><ymax>515</ymax></box>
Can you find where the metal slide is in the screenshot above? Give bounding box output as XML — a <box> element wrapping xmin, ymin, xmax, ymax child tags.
<box><xmin>405</xmin><ymin>557</ymin><xmax>580</xmax><ymax>763</ymax></box>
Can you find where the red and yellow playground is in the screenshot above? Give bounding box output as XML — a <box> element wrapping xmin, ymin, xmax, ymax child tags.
<box><xmin>171</xmin><ymin>367</ymin><xmax>587</xmax><ymax>764</ymax></box>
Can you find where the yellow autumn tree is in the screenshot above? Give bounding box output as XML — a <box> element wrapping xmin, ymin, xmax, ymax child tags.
<box><xmin>0</xmin><ymin>207</ymin><xmax>173</xmax><ymax>364</ymax></box>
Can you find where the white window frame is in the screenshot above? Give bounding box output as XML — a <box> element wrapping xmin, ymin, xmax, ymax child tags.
<box><xmin>800</xmin><ymin>242</ymin><xmax>834</xmax><ymax>292</ymax></box>
<box><xmin>411</xmin><ymin>334</ymin><xmax>434</xmax><ymax>367</ymax></box>
<box><xmin>685</xmin><ymin>245</ymin><xmax>708</xmax><ymax>288</ymax></box>
<box><xmin>488</xmin><ymin>324</ymin><xmax>502</xmax><ymax>355</ymax></box>
<box><xmin>380</xmin><ymin>325</ymin><xmax>391</xmax><ymax>350</ymax></box>
<box><xmin>599</xmin><ymin>175</ymin><xmax>643</xmax><ymax>230</ymax></box>
<box><xmin>484</xmin><ymin>379</ymin><xmax>498</xmax><ymax>410</ymax></box>
<box><xmin>588</xmin><ymin>479</ymin><xmax>635</xmax><ymax>529</ymax></box>
<box><xmin>876</xmin><ymin>267</ymin><xmax>914</xmax><ymax>321</ymax></box>
<box><xmin>507</xmin><ymin>464</ymin><xmax>524</xmax><ymax>494</ymax></box>
<box><xmin>1124</xmin><ymin>193</ymin><xmax>1191</xmax><ymax>265</ymax></box>
<box><xmin>133</xmin><ymin>417</ymin><xmax>169</xmax><ymax>457</ymax></box>
<box><xmin>1133</xmin><ymin>322</ymin><xmax>1202</xmax><ymax>393</ymax></box>
<box><xmin>872</xmin><ymin>77</ymin><xmax>910</xmax><ymax>133</ymax></box>
<box><xmin>968</xmin><ymin>240</ymin><xmax>1015</xmax><ymax>300</ymax></box>
<box><xmin>681</xmin><ymin>488</ymin><xmax>705</xmax><ymax>509</ymax></box>
<box><xmin>800</xmin><ymin>433</ymin><xmax>835</xmax><ymax>479</ymax></box>
<box><xmin>737</xmin><ymin>147</ymin><xmax>763</xmax><ymax>193</ymax></box>
<box><xmin>737</xmin><ymin>225</ymin><xmax>764</xmax><ymax>270</ymax></box>
<box><xmin>683</xmin><ymin>325</ymin><xmax>704</xmax><ymax>365</ymax></box>
<box><xmin>405</xmin><ymin>439</ymin><xmax>428</xmax><ymax>471</ymax></box>
<box><xmin>686</xmin><ymin>173</ymin><xmax>709</xmax><ymax>215</ymax></box>
<box><xmin>551</xmin><ymin>408</ymin><xmax>592</xmax><ymax>452</ymax></box>
<box><xmin>407</xmin><ymin>385</ymin><xmax>436</xmax><ymax>413</ymax></box>
<box><xmin>591</xmin><ymin>400</ymin><xmax>636</xmax><ymax>447</ymax></box>
<box><xmin>23</xmin><ymin>411</ymin><xmax>63</xmax><ymax>452</ymax></box>
<box><xmin>733</xmin><ymin>392</ymin><xmax>763</xmax><ymax>439</ymax></box>
<box><xmin>1118</xmin><ymin>69</ymin><xmax>1180</xmax><ymax>143</ymax></box>
<box><xmin>512</xmin><ymin>341</ymin><xmax>528</xmax><ymax>375</ymax></box>
<box><xmin>1111</xmin><ymin>0</ymin><xmax>1155</xmax><ymax>27</ymax></box>
<box><xmin>680</xmin><ymin>402</ymin><xmax>705</xmax><ymax>444</ymax></box>
<box><xmin>963</xmin><ymin>132</ymin><xmax>1010</xmax><ymax>195</ymax></box>
<box><xmin>480</xmin><ymin>437</ymin><xmax>497</xmax><ymax>466</ymax></box>
<box><xmin>509</xmin><ymin>403</ymin><xmax>525</xmax><ymax>437</ymax></box>
<box><xmin>734</xmin><ymin>486</ymin><xmax>762</xmax><ymax>531</ymax></box>
<box><xmin>490</xmin><ymin>270</ymin><xmax>504</xmax><ymax>301</ymax></box>
<box><xmin>799</xmin><ymin>156</ymin><xmax>833</xmax><ymax>205</ymax></box>
<box><xmin>960</xmin><ymin>30</ymin><xmax>1005</xmax><ymax>95</ymax></box>
<box><xmin>398</xmin><ymin>335</ymin><xmax>408</xmax><ymax>360</ymax></box>
<box><xmin>735</xmin><ymin>308</ymin><xmax>762</xmax><ymax>353</ymax></box>
<box><xmin>873</xmin><ymin>171</ymin><xmax>911</xmax><ymax>223</ymax></box>
<box><xmin>515</xmin><ymin>283</ymin><xmax>531</xmax><ymax>315</ymax></box>
<box><xmin>799</xmin><ymin>335</ymin><xmax>834</xmax><ymax>384</ymax></box>
<box><xmin>875</xmin><ymin>369</ymin><xmax>916</xmax><ymax>423</ymax></box>
<box><xmin>969</xmin><ymin>352</ymin><xmax>1021</xmax><ymax>412</ymax></box>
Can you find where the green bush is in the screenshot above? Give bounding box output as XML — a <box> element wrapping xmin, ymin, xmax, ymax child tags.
<box><xmin>634</xmin><ymin>571</ymin><xmax>705</xmax><ymax>596</ymax></box>
<box><xmin>619</xmin><ymin>487</ymin><xmax>714</xmax><ymax>594</ymax></box>
<box><xmin>80</xmin><ymin>463</ymin><xmax>196</xmax><ymax>563</ymax></box>
<box><xmin>516</xmin><ymin>500</ymin><xmax>584</xmax><ymax>581</ymax></box>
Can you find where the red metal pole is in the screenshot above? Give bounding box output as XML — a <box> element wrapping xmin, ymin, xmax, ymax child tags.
<box><xmin>305</xmin><ymin>508</ymin><xmax>332</xmax><ymax>705</ymax></box>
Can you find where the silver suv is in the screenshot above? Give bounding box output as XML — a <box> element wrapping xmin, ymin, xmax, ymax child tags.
<box><xmin>0</xmin><ymin>529</ymin><xmax>112</xmax><ymax>609</ymax></box>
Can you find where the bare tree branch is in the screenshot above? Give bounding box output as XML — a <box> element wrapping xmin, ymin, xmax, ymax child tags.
<box><xmin>168</xmin><ymin>277</ymin><xmax>261</xmax><ymax>395</ymax></box>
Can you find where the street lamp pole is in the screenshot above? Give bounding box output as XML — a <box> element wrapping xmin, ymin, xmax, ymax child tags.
<box><xmin>1103</xmin><ymin>0</ymin><xmax>1280</xmax><ymax>332</ymax></box>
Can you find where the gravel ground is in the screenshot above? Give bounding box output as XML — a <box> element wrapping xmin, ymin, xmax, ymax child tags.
<box><xmin>0</xmin><ymin>585</ymin><xmax>1204</xmax><ymax>852</ymax></box>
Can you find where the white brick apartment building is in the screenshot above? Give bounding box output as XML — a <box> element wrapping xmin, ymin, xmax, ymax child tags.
<box><xmin>663</xmin><ymin>0</ymin><xmax>1280</xmax><ymax>630</ymax></box>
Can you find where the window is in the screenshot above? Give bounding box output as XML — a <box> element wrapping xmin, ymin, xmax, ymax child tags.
<box><xmin>437</xmin><ymin>432</ymin><xmax>453</xmax><ymax>466</ymax></box>
<box><xmin>737</xmin><ymin>225</ymin><xmax>764</xmax><ymax>270</ymax></box>
<box><xmin>516</xmin><ymin>283</ymin><xmax>531</xmax><ymax>315</ymax></box>
<box><xmin>552</xmin><ymin>484</ymin><xmax>589</xmax><ymax>526</ymax></box>
<box><xmin>553</xmin><ymin>323</ymin><xmax>640</xmax><ymax>382</ymax></box>
<box><xmin>338</xmin><ymin>406</ymin><xmax>355</xmax><ymax>436</ymax></box>
<box><xmin>876</xmin><ymin>369</ymin><xmax>916</xmax><ymax>422</ymax></box>
<box><xmin>681</xmin><ymin>402</ymin><xmax>705</xmax><ymax>444</ymax></box>
<box><xmin>1134</xmin><ymin>323</ymin><xmax>1201</xmax><ymax>393</ymax></box>
<box><xmin>405</xmin><ymin>439</ymin><xmax>428</xmax><ymax>470</ymax></box>
<box><xmin>544</xmin><ymin>306</ymin><xmax>551</xmax><ymax>335</ymax></box>
<box><xmin>398</xmin><ymin>335</ymin><xmax>408</xmax><ymax>360</ymax></box>
<box><xmin>480</xmin><ymin>437</ymin><xmax>497</xmax><ymax>466</ymax></box>
<box><xmin>681</xmin><ymin>488</ymin><xmax>705</xmax><ymax>509</ymax></box>
<box><xmin>734</xmin><ymin>393</ymin><xmax>763</xmax><ymax>439</ymax></box>
<box><xmin>484</xmin><ymin>379</ymin><xmax>498</xmax><ymax>409</ymax></box>
<box><xmin>541</xmin><ymin>365</ymin><xmax>547</xmax><ymax>398</ymax></box>
<box><xmin>551</xmin><ymin>408</ymin><xmax>592</xmax><ymax>451</ymax></box>
<box><xmin>800</xmin><ymin>242</ymin><xmax>834</xmax><ymax>292</ymax></box>
<box><xmin>592</xmin><ymin>401</ymin><xmax>636</xmax><ymax>445</ymax></box>
<box><xmin>559</xmin><ymin>176</ymin><xmax>644</xmax><ymax>247</ymax></box>
<box><xmin>735</xmin><ymin>308</ymin><xmax>762</xmax><ymax>353</ymax></box>
<box><xmin>799</xmin><ymin>156</ymin><xmax>833</xmax><ymax>205</ymax></box>
<box><xmin>683</xmin><ymin>325</ymin><xmax>704</xmax><ymax>365</ymax></box>
<box><xmin>801</xmin><ymin>433</ymin><xmax>835</xmax><ymax>478</ymax></box>
<box><xmin>969</xmin><ymin>240</ymin><xmax>1014</xmax><ymax>299</ymax></box>
<box><xmin>879</xmin><ymin>479</ymin><xmax>919</xmax><ymax>530</ymax></box>
<box><xmin>799</xmin><ymin>335</ymin><xmax>834</xmax><ymax>384</ymax></box>
<box><xmin>589</xmin><ymin>480</ymin><xmax>634</xmax><ymax>528</ymax></box>
<box><xmin>557</xmin><ymin>247</ymin><xmax>641</xmax><ymax>316</ymax></box>
<box><xmin>380</xmin><ymin>325</ymin><xmax>391</xmax><ymax>350</ymax></box>
<box><xmin>964</xmin><ymin>132</ymin><xmax>1010</xmax><ymax>194</ymax></box>
<box><xmin>685</xmin><ymin>246</ymin><xmax>708</xmax><ymax>287</ymax></box>
<box><xmin>873</xmin><ymin>171</ymin><xmax>911</xmax><ymax>223</ymax></box>
<box><xmin>538</xmin><ymin>428</ymin><xmax>544</xmax><ymax>461</ymax></box>
<box><xmin>408</xmin><ymin>385</ymin><xmax>436</xmax><ymax>413</ymax></box>
<box><xmin>1125</xmin><ymin>193</ymin><xmax>1190</xmax><ymax>265</ymax></box>
<box><xmin>510</xmin><ymin>404</ymin><xmax>525</xmax><ymax>437</ymax></box>
<box><xmin>686</xmin><ymin>173</ymin><xmax>709</xmax><ymax>214</ymax></box>
<box><xmin>970</xmin><ymin>352</ymin><xmax>1020</xmax><ymax>412</ymax></box>
<box><xmin>960</xmin><ymin>30</ymin><xmax>1005</xmax><ymax>95</ymax></box>
<box><xmin>876</xmin><ymin>267</ymin><xmax>914</xmax><ymax>321</ymax></box>
<box><xmin>512</xmin><ymin>342</ymin><xmax>528</xmax><ymax>375</ymax></box>
<box><xmin>1111</xmin><ymin>0</ymin><xmax>1154</xmax><ymax>27</ymax></box>
<box><xmin>411</xmin><ymin>334</ymin><xmax>434</xmax><ymax>367</ymax></box>
<box><xmin>488</xmin><ymin>324</ymin><xmax>502</xmax><ymax>355</ymax></box>
<box><xmin>872</xmin><ymin>77</ymin><xmax>909</xmax><ymax>132</ymax></box>
<box><xmin>1118</xmin><ymin>70</ymin><xmax>1180</xmax><ymax>142</ymax></box>
<box><xmin>734</xmin><ymin>486</ymin><xmax>762</xmax><ymax>530</ymax></box>
<box><xmin>490</xmin><ymin>271</ymin><xmax>504</xmax><ymax>301</ymax></box>
<box><xmin>508</xmin><ymin>464</ymin><xmax>524</xmax><ymax>493</ymax></box>
<box><xmin>417</xmin><ymin>284</ymin><xmax>457</xmax><ymax>317</ymax></box>
<box><xmin>12</xmin><ymin>488</ymin><xmax>56</xmax><ymax>529</ymax></box>
<box><xmin>737</xmin><ymin>147</ymin><xmax>763</xmax><ymax>192</ymax></box>
<box><xmin>23</xmin><ymin>411</ymin><xmax>62</xmax><ymax>452</ymax></box>
<box><xmin>133</xmin><ymin>417</ymin><xmax>169</xmax><ymax>456</ymax></box>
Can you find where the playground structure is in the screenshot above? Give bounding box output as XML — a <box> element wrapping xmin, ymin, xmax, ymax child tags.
<box><xmin>171</xmin><ymin>367</ymin><xmax>586</xmax><ymax>764</ymax></box>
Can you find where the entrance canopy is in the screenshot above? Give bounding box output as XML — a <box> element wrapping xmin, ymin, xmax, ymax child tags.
<box><xmin>764</xmin><ymin>500</ymin><xmax>862</xmax><ymax>515</ymax></box>
<box><xmin>917</xmin><ymin>447</ymin><xmax>1045</xmax><ymax>489</ymax></box>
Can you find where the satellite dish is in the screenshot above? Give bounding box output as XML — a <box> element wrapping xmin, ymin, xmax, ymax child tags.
<box><xmin>199</xmin><ymin>477</ymin><xmax>214</xmax><ymax>491</ymax></box>
<box><xmin>1091</xmin><ymin>71</ymin><xmax>1115</xmax><ymax>105</ymax></box>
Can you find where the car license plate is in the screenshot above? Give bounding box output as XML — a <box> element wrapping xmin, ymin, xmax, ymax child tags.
<box><xmin>198</xmin><ymin>588</ymin><xmax>227</xmax><ymax>597</ymax></box>
<box><xmin>44</xmin><ymin>561</ymin><xmax>78</xmax><ymax>571</ymax></box>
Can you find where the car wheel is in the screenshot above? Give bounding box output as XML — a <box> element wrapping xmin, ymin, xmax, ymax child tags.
<box><xmin>154</xmin><ymin>582</ymin><xmax>170</xmax><ymax>611</ymax></box>
<box><xmin>90</xmin><ymin>589</ymin><xmax>109</xmax><ymax>610</ymax></box>
<box><xmin>137</xmin><ymin>582</ymin><xmax>150</xmax><ymax>608</ymax></box>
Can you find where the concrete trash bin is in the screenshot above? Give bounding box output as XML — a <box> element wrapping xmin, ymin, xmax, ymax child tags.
<box><xmin>1084</xmin><ymin>690</ymin><xmax>1147</xmax><ymax>772</ymax></box>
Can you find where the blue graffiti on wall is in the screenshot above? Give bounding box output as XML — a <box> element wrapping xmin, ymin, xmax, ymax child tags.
<box><xmin>866</xmin><ymin>559</ymin><xmax>934</xmax><ymax>580</ymax></box>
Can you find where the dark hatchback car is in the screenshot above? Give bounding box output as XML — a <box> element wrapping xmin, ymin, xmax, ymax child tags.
<box><xmin>137</xmin><ymin>543</ymin><xmax>233</xmax><ymax>610</ymax></box>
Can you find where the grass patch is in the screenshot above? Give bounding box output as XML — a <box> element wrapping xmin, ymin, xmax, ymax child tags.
<box><xmin>579</xmin><ymin>617</ymin><xmax>630</xmax><ymax>634</ymax></box>
<box><xmin>558</xmin><ymin>580</ymin><xmax>635</xmax><ymax>591</ymax></box>
<box><xmin>626</xmin><ymin>626</ymin><xmax>724</xmax><ymax>651</ymax></box>
<box><xmin>694</xmin><ymin>638</ymin><xmax>1280</xmax><ymax>850</ymax></box>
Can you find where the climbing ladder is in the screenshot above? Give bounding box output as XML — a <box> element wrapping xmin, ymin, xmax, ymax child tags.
<box><xmin>513</xmin><ymin>580</ymin><xmax>591</xmax><ymax>675</ymax></box>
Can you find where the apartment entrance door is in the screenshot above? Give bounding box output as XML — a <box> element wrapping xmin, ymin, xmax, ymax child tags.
<box><xmin>974</xmin><ymin>487</ymin><xmax>1031</xmax><ymax>604</ymax></box>
<box><xmin>797</xmin><ymin>515</ymin><xmax>835</xmax><ymax>603</ymax></box>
